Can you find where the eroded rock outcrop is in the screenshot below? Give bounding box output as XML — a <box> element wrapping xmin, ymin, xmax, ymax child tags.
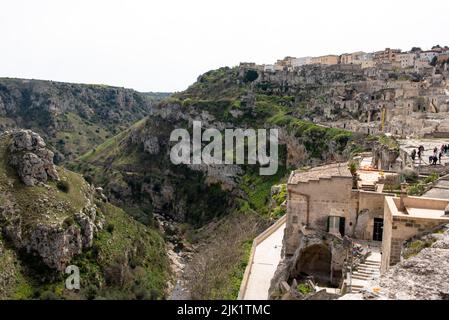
<box><xmin>0</xmin><ymin>184</ymin><xmax>104</xmax><ymax>271</ymax></box>
<box><xmin>372</xmin><ymin>141</ymin><xmax>400</xmax><ymax>171</ymax></box>
<box><xmin>375</xmin><ymin>226</ymin><xmax>449</xmax><ymax>300</ymax></box>
<box><xmin>0</xmin><ymin>130</ymin><xmax>104</xmax><ymax>271</ymax></box>
<box><xmin>8</xmin><ymin>129</ymin><xmax>59</xmax><ymax>186</ymax></box>
<box><xmin>340</xmin><ymin>225</ymin><xmax>449</xmax><ymax>300</ymax></box>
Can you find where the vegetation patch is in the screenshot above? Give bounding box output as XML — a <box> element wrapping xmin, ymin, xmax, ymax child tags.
<box><xmin>407</xmin><ymin>172</ymin><xmax>439</xmax><ymax>196</ymax></box>
<box><xmin>403</xmin><ymin>238</ymin><xmax>436</xmax><ymax>259</ymax></box>
<box><xmin>297</xmin><ymin>282</ymin><xmax>313</xmax><ymax>295</ymax></box>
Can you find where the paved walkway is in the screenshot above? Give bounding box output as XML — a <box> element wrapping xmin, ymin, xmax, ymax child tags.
<box><xmin>242</xmin><ymin>222</ymin><xmax>286</xmax><ymax>300</ymax></box>
<box><xmin>360</xmin><ymin>156</ymin><xmax>373</xmax><ymax>169</ymax></box>
<box><xmin>423</xmin><ymin>174</ymin><xmax>449</xmax><ymax>200</ymax></box>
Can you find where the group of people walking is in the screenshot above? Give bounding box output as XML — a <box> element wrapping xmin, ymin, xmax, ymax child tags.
<box><xmin>410</xmin><ymin>144</ymin><xmax>449</xmax><ymax>165</ymax></box>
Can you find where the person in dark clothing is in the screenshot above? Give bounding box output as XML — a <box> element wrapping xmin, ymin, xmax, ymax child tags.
<box><xmin>439</xmin><ymin>152</ymin><xmax>443</xmax><ymax>164</ymax></box>
<box><xmin>418</xmin><ymin>145</ymin><xmax>424</xmax><ymax>159</ymax></box>
<box><xmin>429</xmin><ymin>155</ymin><xmax>434</xmax><ymax>164</ymax></box>
<box><xmin>411</xmin><ymin>149</ymin><xmax>416</xmax><ymax>161</ymax></box>
<box><xmin>433</xmin><ymin>156</ymin><xmax>438</xmax><ymax>165</ymax></box>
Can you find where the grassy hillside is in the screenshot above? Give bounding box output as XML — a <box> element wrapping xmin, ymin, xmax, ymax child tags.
<box><xmin>68</xmin><ymin>66</ymin><xmax>372</xmax><ymax>299</ymax></box>
<box><xmin>0</xmin><ymin>133</ymin><xmax>170</xmax><ymax>300</ymax></box>
<box><xmin>0</xmin><ymin>78</ymin><xmax>170</xmax><ymax>161</ymax></box>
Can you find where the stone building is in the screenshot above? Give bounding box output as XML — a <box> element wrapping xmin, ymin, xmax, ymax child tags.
<box><xmin>267</xmin><ymin>163</ymin><xmax>398</xmax><ymax>294</ymax></box>
<box><xmin>273</xmin><ymin>160</ymin><xmax>449</xmax><ymax>296</ymax></box>
<box><xmin>284</xmin><ymin>163</ymin><xmax>397</xmax><ymax>256</ymax></box>
<box><xmin>437</xmin><ymin>53</ymin><xmax>449</xmax><ymax>64</ymax></box>
<box><xmin>374</xmin><ymin>48</ymin><xmax>402</xmax><ymax>65</ymax></box>
<box><xmin>263</xmin><ymin>64</ymin><xmax>276</xmax><ymax>72</ymax></box>
<box><xmin>311</xmin><ymin>55</ymin><xmax>339</xmax><ymax>65</ymax></box>
<box><xmin>361</xmin><ymin>59</ymin><xmax>375</xmax><ymax>69</ymax></box>
<box><xmin>414</xmin><ymin>57</ymin><xmax>432</xmax><ymax>72</ymax></box>
<box><xmin>340</xmin><ymin>51</ymin><xmax>367</xmax><ymax>65</ymax></box>
<box><xmin>292</xmin><ymin>56</ymin><xmax>313</xmax><ymax>67</ymax></box>
<box><xmin>398</xmin><ymin>52</ymin><xmax>417</xmax><ymax>69</ymax></box>
<box><xmin>381</xmin><ymin>195</ymin><xmax>449</xmax><ymax>272</ymax></box>
<box><xmin>419</xmin><ymin>50</ymin><xmax>439</xmax><ymax>62</ymax></box>
<box><xmin>275</xmin><ymin>56</ymin><xmax>298</xmax><ymax>71</ymax></box>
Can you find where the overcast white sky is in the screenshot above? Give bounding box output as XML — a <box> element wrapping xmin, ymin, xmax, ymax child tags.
<box><xmin>1</xmin><ymin>0</ymin><xmax>448</xmax><ymax>92</ymax></box>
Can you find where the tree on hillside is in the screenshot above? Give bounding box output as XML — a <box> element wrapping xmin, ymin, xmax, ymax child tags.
<box><xmin>430</xmin><ymin>56</ymin><xmax>438</xmax><ymax>67</ymax></box>
<box><xmin>243</xmin><ymin>70</ymin><xmax>259</xmax><ymax>83</ymax></box>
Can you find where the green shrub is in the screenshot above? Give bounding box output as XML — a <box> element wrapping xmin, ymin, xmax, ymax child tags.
<box><xmin>401</xmin><ymin>169</ymin><xmax>418</xmax><ymax>183</ymax></box>
<box><xmin>271</xmin><ymin>206</ymin><xmax>286</xmax><ymax>219</ymax></box>
<box><xmin>40</xmin><ymin>290</ymin><xmax>58</xmax><ymax>300</ymax></box>
<box><xmin>272</xmin><ymin>184</ymin><xmax>287</xmax><ymax>206</ymax></box>
<box><xmin>377</xmin><ymin>134</ymin><xmax>399</xmax><ymax>151</ymax></box>
<box><xmin>62</xmin><ymin>216</ymin><xmax>76</xmax><ymax>229</ymax></box>
<box><xmin>403</xmin><ymin>239</ymin><xmax>435</xmax><ymax>259</ymax></box>
<box><xmin>424</xmin><ymin>172</ymin><xmax>439</xmax><ymax>184</ymax></box>
<box><xmin>243</xmin><ymin>70</ymin><xmax>259</xmax><ymax>83</ymax></box>
<box><xmin>106</xmin><ymin>223</ymin><xmax>115</xmax><ymax>233</ymax></box>
<box><xmin>56</xmin><ymin>180</ymin><xmax>70</xmax><ymax>193</ymax></box>
<box><xmin>83</xmin><ymin>175</ymin><xmax>93</xmax><ymax>185</ymax></box>
<box><xmin>297</xmin><ymin>283</ymin><xmax>312</xmax><ymax>295</ymax></box>
<box><xmin>84</xmin><ymin>285</ymin><xmax>98</xmax><ymax>300</ymax></box>
<box><xmin>408</xmin><ymin>183</ymin><xmax>426</xmax><ymax>195</ymax></box>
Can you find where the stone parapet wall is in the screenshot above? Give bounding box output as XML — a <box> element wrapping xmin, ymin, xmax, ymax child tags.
<box><xmin>381</xmin><ymin>196</ymin><xmax>449</xmax><ymax>272</ymax></box>
<box><xmin>237</xmin><ymin>215</ymin><xmax>287</xmax><ymax>300</ymax></box>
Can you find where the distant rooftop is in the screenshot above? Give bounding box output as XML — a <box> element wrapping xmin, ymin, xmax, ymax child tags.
<box><xmin>387</xmin><ymin>196</ymin><xmax>449</xmax><ymax>220</ymax></box>
<box><xmin>288</xmin><ymin>162</ymin><xmax>351</xmax><ymax>184</ymax></box>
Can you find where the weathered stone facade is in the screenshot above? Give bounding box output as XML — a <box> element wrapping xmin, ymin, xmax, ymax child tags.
<box><xmin>269</xmin><ymin>163</ymin><xmax>398</xmax><ymax>297</ymax></box>
<box><xmin>285</xmin><ymin>163</ymin><xmax>393</xmax><ymax>256</ymax></box>
<box><xmin>240</xmin><ymin>62</ymin><xmax>449</xmax><ymax>139</ymax></box>
<box><xmin>381</xmin><ymin>196</ymin><xmax>449</xmax><ymax>272</ymax></box>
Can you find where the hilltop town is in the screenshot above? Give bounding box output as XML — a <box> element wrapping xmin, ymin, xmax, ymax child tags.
<box><xmin>250</xmin><ymin>45</ymin><xmax>449</xmax><ymax>73</ymax></box>
<box><xmin>236</xmin><ymin>46</ymin><xmax>449</xmax><ymax>301</ymax></box>
<box><xmin>238</xmin><ymin>45</ymin><xmax>449</xmax><ymax>140</ymax></box>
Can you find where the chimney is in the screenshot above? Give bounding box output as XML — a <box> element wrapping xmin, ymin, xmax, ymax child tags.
<box><xmin>399</xmin><ymin>182</ymin><xmax>408</xmax><ymax>212</ymax></box>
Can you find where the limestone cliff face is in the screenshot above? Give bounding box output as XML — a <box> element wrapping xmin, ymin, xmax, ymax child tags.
<box><xmin>71</xmin><ymin>63</ymin><xmax>372</xmax><ymax>228</ymax></box>
<box><xmin>83</xmin><ymin>103</ymin><xmax>243</xmax><ymax>223</ymax></box>
<box><xmin>0</xmin><ymin>78</ymin><xmax>158</xmax><ymax>161</ymax></box>
<box><xmin>241</xmin><ymin>64</ymin><xmax>449</xmax><ymax>138</ymax></box>
<box><xmin>8</xmin><ymin>129</ymin><xmax>59</xmax><ymax>186</ymax></box>
<box><xmin>2</xmin><ymin>203</ymin><xmax>102</xmax><ymax>271</ymax></box>
<box><xmin>0</xmin><ymin>130</ymin><xmax>104</xmax><ymax>271</ymax></box>
<box><xmin>375</xmin><ymin>226</ymin><xmax>449</xmax><ymax>300</ymax></box>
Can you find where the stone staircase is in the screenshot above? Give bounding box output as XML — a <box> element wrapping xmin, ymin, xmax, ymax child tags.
<box><xmin>347</xmin><ymin>254</ymin><xmax>381</xmax><ymax>293</ymax></box>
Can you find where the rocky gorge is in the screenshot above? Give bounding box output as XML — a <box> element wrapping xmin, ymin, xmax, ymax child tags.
<box><xmin>1</xmin><ymin>59</ymin><xmax>448</xmax><ymax>300</ymax></box>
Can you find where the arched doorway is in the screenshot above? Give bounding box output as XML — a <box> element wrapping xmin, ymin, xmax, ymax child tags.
<box><xmin>293</xmin><ymin>244</ymin><xmax>332</xmax><ymax>286</ymax></box>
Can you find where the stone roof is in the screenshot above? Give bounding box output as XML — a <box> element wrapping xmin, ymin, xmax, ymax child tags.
<box><xmin>288</xmin><ymin>162</ymin><xmax>352</xmax><ymax>184</ymax></box>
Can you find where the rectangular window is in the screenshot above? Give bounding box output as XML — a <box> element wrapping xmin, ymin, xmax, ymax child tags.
<box><xmin>328</xmin><ymin>216</ymin><xmax>345</xmax><ymax>236</ymax></box>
